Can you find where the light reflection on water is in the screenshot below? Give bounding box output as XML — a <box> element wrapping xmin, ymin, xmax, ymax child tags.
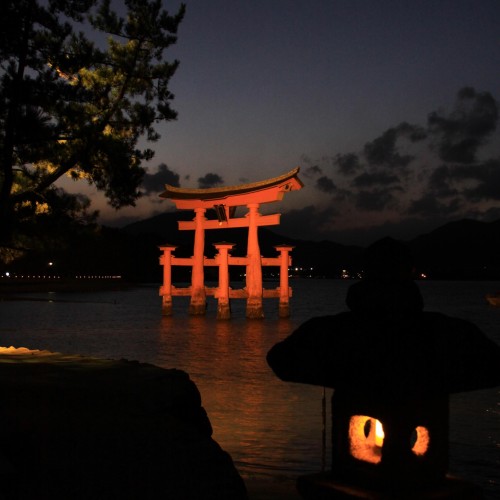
<box><xmin>0</xmin><ymin>280</ymin><xmax>499</xmax><ymax>497</ymax></box>
<box><xmin>156</xmin><ymin>311</ymin><xmax>330</xmax><ymax>476</ymax></box>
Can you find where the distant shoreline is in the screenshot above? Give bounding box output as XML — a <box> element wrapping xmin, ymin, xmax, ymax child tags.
<box><xmin>0</xmin><ymin>278</ymin><xmax>131</xmax><ymax>294</ymax></box>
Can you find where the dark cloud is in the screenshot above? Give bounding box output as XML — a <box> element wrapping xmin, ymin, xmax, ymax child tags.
<box><xmin>427</xmin><ymin>165</ymin><xmax>459</xmax><ymax>197</ymax></box>
<box><xmin>198</xmin><ymin>172</ymin><xmax>224</xmax><ymax>189</ymax></box>
<box><xmin>279</xmin><ymin>205</ymin><xmax>462</xmax><ymax>247</ymax></box>
<box><xmin>457</xmin><ymin>159</ymin><xmax>500</xmax><ymax>201</ymax></box>
<box><xmin>304</xmin><ymin>165</ymin><xmax>323</xmax><ymax>178</ymax></box>
<box><xmin>294</xmin><ymin>88</ymin><xmax>499</xmax><ymax>244</ymax></box>
<box><xmin>325</xmin><ymin>216</ymin><xmax>452</xmax><ymax>246</ymax></box>
<box><xmin>333</xmin><ymin>187</ymin><xmax>354</xmax><ymax>203</ymax></box>
<box><xmin>316</xmin><ymin>176</ymin><xmax>336</xmax><ymax>193</ymax></box>
<box><xmin>428</xmin><ymin>87</ymin><xmax>498</xmax><ymax>164</ymax></box>
<box><xmin>274</xmin><ymin>205</ymin><xmax>337</xmax><ymax>241</ymax></box>
<box><xmin>407</xmin><ymin>193</ymin><xmax>462</xmax><ymax>217</ymax></box>
<box><xmin>346</xmin><ymin>217</ymin><xmax>452</xmax><ymax>246</ymax></box>
<box><xmin>355</xmin><ymin>188</ymin><xmax>399</xmax><ymax>211</ymax></box>
<box><xmin>482</xmin><ymin>206</ymin><xmax>500</xmax><ymax>221</ymax></box>
<box><xmin>401</xmin><ymin>122</ymin><xmax>428</xmax><ymax>142</ymax></box>
<box><xmin>363</xmin><ymin>122</ymin><xmax>424</xmax><ymax>169</ymax></box>
<box><xmin>425</xmin><ymin>159</ymin><xmax>500</xmax><ymax>203</ymax></box>
<box><xmin>334</xmin><ymin>153</ymin><xmax>362</xmax><ymax>176</ymax></box>
<box><xmin>300</xmin><ymin>154</ymin><xmax>314</xmax><ymax>166</ymax></box>
<box><xmin>352</xmin><ymin>171</ymin><xmax>400</xmax><ymax>188</ymax></box>
<box><xmin>142</xmin><ymin>163</ymin><xmax>180</xmax><ymax>194</ymax></box>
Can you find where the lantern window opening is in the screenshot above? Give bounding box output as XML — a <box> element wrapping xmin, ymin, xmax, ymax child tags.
<box><xmin>349</xmin><ymin>415</ymin><xmax>384</xmax><ymax>464</ymax></box>
<box><xmin>410</xmin><ymin>425</ymin><xmax>430</xmax><ymax>456</ymax></box>
<box><xmin>362</xmin><ymin>418</ymin><xmax>385</xmax><ymax>446</ymax></box>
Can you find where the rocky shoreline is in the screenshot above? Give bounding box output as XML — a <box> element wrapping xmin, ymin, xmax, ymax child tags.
<box><xmin>0</xmin><ymin>347</ymin><xmax>247</xmax><ymax>500</ymax></box>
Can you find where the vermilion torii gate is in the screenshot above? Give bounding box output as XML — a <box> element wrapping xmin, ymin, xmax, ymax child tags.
<box><xmin>158</xmin><ymin>167</ymin><xmax>303</xmax><ymax>319</ymax></box>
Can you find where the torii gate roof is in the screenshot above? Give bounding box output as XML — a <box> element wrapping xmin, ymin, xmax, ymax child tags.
<box><xmin>160</xmin><ymin>167</ymin><xmax>303</xmax><ymax>209</ymax></box>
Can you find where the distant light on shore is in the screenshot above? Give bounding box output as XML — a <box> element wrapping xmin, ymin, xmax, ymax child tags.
<box><xmin>1</xmin><ymin>274</ymin><xmax>122</xmax><ymax>280</ymax></box>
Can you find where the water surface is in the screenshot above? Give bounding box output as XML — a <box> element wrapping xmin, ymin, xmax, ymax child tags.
<box><xmin>1</xmin><ymin>280</ymin><xmax>499</xmax><ymax>497</ymax></box>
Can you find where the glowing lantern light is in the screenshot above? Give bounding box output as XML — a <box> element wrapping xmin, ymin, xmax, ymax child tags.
<box><xmin>349</xmin><ymin>415</ymin><xmax>385</xmax><ymax>465</ymax></box>
<box><xmin>374</xmin><ymin>419</ymin><xmax>384</xmax><ymax>447</ymax></box>
<box><xmin>412</xmin><ymin>425</ymin><xmax>430</xmax><ymax>456</ymax></box>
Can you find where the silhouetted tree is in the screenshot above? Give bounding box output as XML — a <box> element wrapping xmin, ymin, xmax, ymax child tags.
<box><xmin>0</xmin><ymin>0</ymin><xmax>185</xmax><ymax>260</ymax></box>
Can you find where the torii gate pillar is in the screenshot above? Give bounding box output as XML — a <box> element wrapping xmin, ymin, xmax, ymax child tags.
<box><xmin>158</xmin><ymin>244</ymin><xmax>177</xmax><ymax>316</ymax></box>
<box><xmin>214</xmin><ymin>242</ymin><xmax>234</xmax><ymax>320</ymax></box>
<box><xmin>246</xmin><ymin>203</ymin><xmax>264</xmax><ymax>319</ymax></box>
<box><xmin>189</xmin><ymin>207</ymin><xmax>207</xmax><ymax>315</ymax></box>
<box><xmin>276</xmin><ymin>245</ymin><xmax>294</xmax><ymax>318</ymax></box>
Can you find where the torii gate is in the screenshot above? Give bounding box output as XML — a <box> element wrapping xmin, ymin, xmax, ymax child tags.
<box><xmin>158</xmin><ymin>167</ymin><xmax>303</xmax><ymax>319</ymax></box>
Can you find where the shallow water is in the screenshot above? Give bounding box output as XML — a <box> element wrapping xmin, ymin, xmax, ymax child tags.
<box><xmin>1</xmin><ymin>279</ymin><xmax>499</xmax><ymax>498</ymax></box>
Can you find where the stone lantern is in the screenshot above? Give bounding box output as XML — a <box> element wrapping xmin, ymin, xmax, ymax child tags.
<box><xmin>267</xmin><ymin>238</ymin><xmax>500</xmax><ymax>499</ymax></box>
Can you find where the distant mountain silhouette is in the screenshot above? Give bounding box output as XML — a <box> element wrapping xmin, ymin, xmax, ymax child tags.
<box><xmin>122</xmin><ymin>213</ymin><xmax>500</xmax><ymax>280</ymax></box>
<box><xmin>122</xmin><ymin>211</ymin><xmax>364</xmax><ymax>278</ymax></box>
<box><xmin>408</xmin><ymin>219</ymin><xmax>500</xmax><ymax>279</ymax></box>
<box><xmin>7</xmin><ymin>213</ymin><xmax>499</xmax><ymax>282</ymax></box>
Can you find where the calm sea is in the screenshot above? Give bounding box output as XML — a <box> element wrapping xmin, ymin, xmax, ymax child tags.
<box><xmin>1</xmin><ymin>280</ymin><xmax>499</xmax><ymax>498</ymax></box>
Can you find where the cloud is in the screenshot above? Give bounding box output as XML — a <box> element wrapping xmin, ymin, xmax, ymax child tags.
<box><xmin>428</xmin><ymin>87</ymin><xmax>498</xmax><ymax>164</ymax></box>
<box><xmin>407</xmin><ymin>193</ymin><xmax>463</xmax><ymax>217</ymax></box>
<box><xmin>426</xmin><ymin>165</ymin><xmax>459</xmax><ymax>197</ymax></box>
<box><xmin>304</xmin><ymin>88</ymin><xmax>498</xmax><ymax>231</ymax></box>
<box><xmin>275</xmin><ymin>205</ymin><xmax>337</xmax><ymax>241</ymax></box>
<box><xmin>363</xmin><ymin>122</ymin><xmax>425</xmax><ymax>169</ymax></box>
<box><xmin>425</xmin><ymin>159</ymin><xmax>500</xmax><ymax>203</ymax></box>
<box><xmin>280</xmin><ymin>205</ymin><xmax>457</xmax><ymax>246</ymax></box>
<box><xmin>355</xmin><ymin>188</ymin><xmax>400</xmax><ymax>211</ymax></box>
<box><xmin>316</xmin><ymin>176</ymin><xmax>336</xmax><ymax>193</ymax></box>
<box><xmin>334</xmin><ymin>153</ymin><xmax>361</xmax><ymax>176</ymax></box>
<box><xmin>322</xmin><ymin>216</ymin><xmax>449</xmax><ymax>246</ymax></box>
<box><xmin>457</xmin><ymin>159</ymin><xmax>500</xmax><ymax>201</ymax></box>
<box><xmin>482</xmin><ymin>206</ymin><xmax>500</xmax><ymax>221</ymax></box>
<box><xmin>198</xmin><ymin>172</ymin><xmax>224</xmax><ymax>188</ymax></box>
<box><xmin>304</xmin><ymin>165</ymin><xmax>323</xmax><ymax>178</ymax></box>
<box><xmin>352</xmin><ymin>171</ymin><xmax>400</xmax><ymax>188</ymax></box>
<box><xmin>142</xmin><ymin>163</ymin><xmax>180</xmax><ymax>194</ymax></box>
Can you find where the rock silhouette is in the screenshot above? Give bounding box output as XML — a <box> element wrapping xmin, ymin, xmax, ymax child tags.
<box><xmin>0</xmin><ymin>349</ymin><xmax>247</xmax><ymax>500</ymax></box>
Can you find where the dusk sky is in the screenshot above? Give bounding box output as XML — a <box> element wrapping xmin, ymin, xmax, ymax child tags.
<box><xmin>69</xmin><ymin>0</ymin><xmax>500</xmax><ymax>245</ymax></box>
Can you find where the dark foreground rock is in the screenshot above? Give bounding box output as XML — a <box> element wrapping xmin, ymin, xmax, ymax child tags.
<box><xmin>0</xmin><ymin>347</ymin><xmax>247</xmax><ymax>500</ymax></box>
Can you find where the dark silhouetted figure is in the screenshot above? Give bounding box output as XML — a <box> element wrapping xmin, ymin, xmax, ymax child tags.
<box><xmin>267</xmin><ymin>237</ymin><xmax>500</xmax><ymax>499</ymax></box>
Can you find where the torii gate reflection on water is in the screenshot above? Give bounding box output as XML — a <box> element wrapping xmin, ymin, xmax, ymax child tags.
<box><xmin>158</xmin><ymin>167</ymin><xmax>303</xmax><ymax>319</ymax></box>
